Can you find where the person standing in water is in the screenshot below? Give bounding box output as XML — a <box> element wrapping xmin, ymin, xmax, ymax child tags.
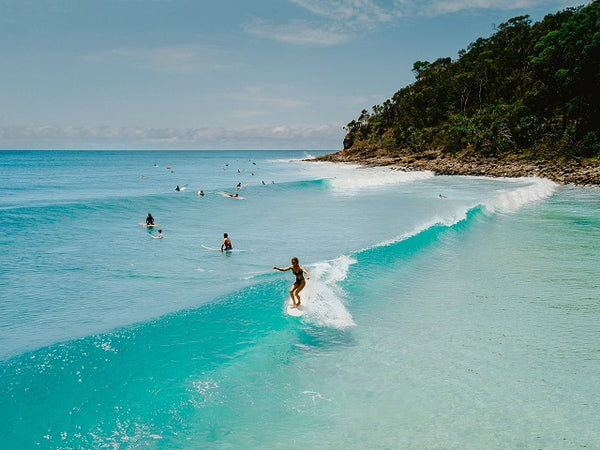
<box><xmin>273</xmin><ymin>257</ymin><xmax>310</xmax><ymax>308</ymax></box>
<box><xmin>220</xmin><ymin>233</ymin><xmax>232</xmax><ymax>252</ymax></box>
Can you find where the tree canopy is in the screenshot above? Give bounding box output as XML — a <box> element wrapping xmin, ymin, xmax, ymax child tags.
<box><xmin>343</xmin><ymin>1</ymin><xmax>600</xmax><ymax>162</ymax></box>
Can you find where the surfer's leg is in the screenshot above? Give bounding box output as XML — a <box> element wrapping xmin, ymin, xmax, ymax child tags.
<box><xmin>293</xmin><ymin>280</ymin><xmax>306</xmax><ymax>306</ymax></box>
<box><xmin>289</xmin><ymin>285</ymin><xmax>298</xmax><ymax>307</ymax></box>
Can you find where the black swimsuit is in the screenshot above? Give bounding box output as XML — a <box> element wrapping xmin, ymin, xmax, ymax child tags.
<box><xmin>292</xmin><ymin>268</ymin><xmax>304</xmax><ymax>285</ymax></box>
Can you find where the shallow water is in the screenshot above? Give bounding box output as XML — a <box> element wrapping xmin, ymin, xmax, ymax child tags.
<box><xmin>1</xmin><ymin>150</ymin><xmax>598</xmax><ymax>448</ymax></box>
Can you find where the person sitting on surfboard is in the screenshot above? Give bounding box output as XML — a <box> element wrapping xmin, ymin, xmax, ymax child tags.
<box><xmin>220</xmin><ymin>233</ymin><xmax>232</xmax><ymax>252</ymax></box>
<box><xmin>273</xmin><ymin>257</ymin><xmax>310</xmax><ymax>308</ymax></box>
<box><xmin>146</xmin><ymin>213</ymin><xmax>155</xmax><ymax>226</ymax></box>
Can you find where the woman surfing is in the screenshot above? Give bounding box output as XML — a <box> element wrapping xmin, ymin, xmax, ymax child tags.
<box><xmin>273</xmin><ymin>257</ymin><xmax>310</xmax><ymax>308</ymax></box>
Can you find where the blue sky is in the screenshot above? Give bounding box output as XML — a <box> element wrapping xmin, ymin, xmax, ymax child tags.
<box><xmin>0</xmin><ymin>0</ymin><xmax>584</xmax><ymax>150</ymax></box>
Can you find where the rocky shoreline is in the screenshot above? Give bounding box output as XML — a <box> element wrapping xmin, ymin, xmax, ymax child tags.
<box><xmin>316</xmin><ymin>149</ymin><xmax>600</xmax><ymax>186</ymax></box>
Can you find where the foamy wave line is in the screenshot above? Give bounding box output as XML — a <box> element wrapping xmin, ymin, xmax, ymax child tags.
<box><xmin>357</xmin><ymin>178</ymin><xmax>556</xmax><ymax>253</ymax></box>
<box><xmin>360</xmin><ymin>207</ymin><xmax>473</xmax><ymax>253</ymax></box>
<box><xmin>484</xmin><ymin>177</ymin><xmax>557</xmax><ymax>213</ymax></box>
<box><xmin>302</xmin><ymin>255</ymin><xmax>357</xmax><ymax>329</ymax></box>
<box><xmin>268</xmin><ymin>152</ymin><xmax>318</xmax><ymax>163</ymax></box>
<box><xmin>304</xmin><ymin>162</ymin><xmax>434</xmax><ymax>193</ymax></box>
<box><xmin>271</xmin><ymin>158</ymin><xmax>434</xmax><ymax>193</ymax></box>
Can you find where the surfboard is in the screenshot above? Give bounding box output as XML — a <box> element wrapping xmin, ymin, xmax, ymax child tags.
<box><xmin>201</xmin><ymin>244</ymin><xmax>235</xmax><ymax>252</ymax></box>
<box><xmin>139</xmin><ymin>223</ymin><xmax>159</xmax><ymax>227</ymax></box>
<box><xmin>284</xmin><ymin>277</ymin><xmax>314</xmax><ymax>317</ymax></box>
<box><xmin>221</xmin><ymin>192</ymin><xmax>245</xmax><ymax>199</ymax></box>
<box><xmin>286</xmin><ymin>301</ymin><xmax>306</xmax><ymax>317</ymax></box>
<box><xmin>285</xmin><ymin>287</ymin><xmax>311</xmax><ymax>317</ymax></box>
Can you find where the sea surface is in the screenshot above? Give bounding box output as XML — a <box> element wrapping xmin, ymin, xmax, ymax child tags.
<box><xmin>0</xmin><ymin>150</ymin><xmax>599</xmax><ymax>448</ymax></box>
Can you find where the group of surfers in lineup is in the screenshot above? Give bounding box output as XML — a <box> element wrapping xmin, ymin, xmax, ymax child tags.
<box><xmin>145</xmin><ymin>213</ymin><xmax>309</xmax><ymax>309</ymax></box>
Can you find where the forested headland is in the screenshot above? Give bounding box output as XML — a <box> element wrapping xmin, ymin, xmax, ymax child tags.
<box><xmin>319</xmin><ymin>1</ymin><xmax>600</xmax><ymax>184</ymax></box>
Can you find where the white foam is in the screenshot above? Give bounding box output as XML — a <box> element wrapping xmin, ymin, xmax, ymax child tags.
<box><xmin>306</xmin><ymin>163</ymin><xmax>433</xmax><ymax>194</ymax></box>
<box><xmin>484</xmin><ymin>177</ymin><xmax>557</xmax><ymax>213</ymax></box>
<box><xmin>301</xmin><ymin>255</ymin><xmax>357</xmax><ymax>329</ymax></box>
<box><xmin>285</xmin><ymin>159</ymin><xmax>431</xmax><ymax>192</ymax></box>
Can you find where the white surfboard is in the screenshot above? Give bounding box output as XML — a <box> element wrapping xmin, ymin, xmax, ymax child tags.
<box><xmin>285</xmin><ymin>281</ymin><xmax>311</xmax><ymax>317</ymax></box>
<box><xmin>139</xmin><ymin>222</ymin><xmax>159</xmax><ymax>227</ymax></box>
<box><xmin>221</xmin><ymin>192</ymin><xmax>245</xmax><ymax>199</ymax></box>
<box><xmin>201</xmin><ymin>244</ymin><xmax>239</xmax><ymax>253</ymax></box>
<box><xmin>286</xmin><ymin>301</ymin><xmax>306</xmax><ymax>317</ymax></box>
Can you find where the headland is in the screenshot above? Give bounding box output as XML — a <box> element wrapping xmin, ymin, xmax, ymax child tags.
<box><xmin>316</xmin><ymin>149</ymin><xmax>600</xmax><ymax>185</ymax></box>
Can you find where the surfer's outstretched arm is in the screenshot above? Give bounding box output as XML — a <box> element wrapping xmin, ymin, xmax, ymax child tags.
<box><xmin>273</xmin><ymin>265</ymin><xmax>292</xmax><ymax>272</ymax></box>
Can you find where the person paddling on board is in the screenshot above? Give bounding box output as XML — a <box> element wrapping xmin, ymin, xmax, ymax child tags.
<box><xmin>273</xmin><ymin>257</ymin><xmax>310</xmax><ymax>308</ymax></box>
<box><xmin>220</xmin><ymin>233</ymin><xmax>232</xmax><ymax>252</ymax></box>
<box><xmin>146</xmin><ymin>213</ymin><xmax>155</xmax><ymax>226</ymax></box>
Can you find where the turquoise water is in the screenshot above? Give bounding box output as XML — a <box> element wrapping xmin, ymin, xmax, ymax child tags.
<box><xmin>1</xmin><ymin>150</ymin><xmax>598</xmax><ymax>448</ymax></box>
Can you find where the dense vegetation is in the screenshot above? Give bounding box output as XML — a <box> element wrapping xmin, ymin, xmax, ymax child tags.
<box><xmin>343</xmin><ymin>1</ymin><xmax>600</xmax><ymax>162</ymax></box>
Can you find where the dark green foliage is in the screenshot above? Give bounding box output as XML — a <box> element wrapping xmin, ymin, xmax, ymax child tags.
<box><xmin>345</xmin><ymin>1</ymin><xmax>600</xmax><ymax>161</ymax></box>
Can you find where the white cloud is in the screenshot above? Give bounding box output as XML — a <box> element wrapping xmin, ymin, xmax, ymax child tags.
<box><xmin>243</xmin><ymin>17</ymin><xmax>351</xmax><ymax>46</ymax></box>
<box><xmin>232</xmin><ymin>86</ymin><xmax>307</xmax><ymax>109</ymax></box>
<box><xmin>243</xmin><ymin>0</ymin><xmax>394</xmax><ymax>46</ymax></box>
<box><xmin>424</xmin><ymin>0</ymin><xmax>544</xmax><ymax>15</ymax></box>
<box><xmin>0</xmin><ymin>124</ymin><xmax>345</xmax><ymax>150</ymax></box>
<box><xmin>395</xmin><ymin>0</ymin><xmax>582</xmax><ymax>16</ymax></box>
<box><xmin>290</xmin><ymin>0</ymin><xmax>394</xmax><ymax>29</ymax></box>
<box><xmin>84</xmin><ymin>44</ymin><xmax>239</xmax><ymax>74</ymax></box>
<box><xmin>246</xmin><ymin>0</ymin><xmax>578</xmax><ymax>46</ymax></box>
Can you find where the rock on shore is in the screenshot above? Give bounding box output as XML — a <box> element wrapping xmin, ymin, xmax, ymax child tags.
<box><xmin>316</xmin><ymin>149</ymin><xmax>600</xmax><ymax>185</ymax></box>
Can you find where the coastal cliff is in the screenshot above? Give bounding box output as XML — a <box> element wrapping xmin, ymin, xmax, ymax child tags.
<box><xmin>318</xmin><ymin>1</ymin><xmax>600</xmax><ymax>185</ymax></box>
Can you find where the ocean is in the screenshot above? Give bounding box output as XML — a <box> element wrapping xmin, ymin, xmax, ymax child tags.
<box><xmin>0</xmin><ymin>150</ymin><xmax>598</xmax><ymax>448</ymax></box>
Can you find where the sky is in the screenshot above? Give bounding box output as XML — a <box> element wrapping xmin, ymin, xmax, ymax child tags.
<box><xmin>0</xmin><ymin>0</ymin><xmax>586</xmax><ymax>150</ymax></box>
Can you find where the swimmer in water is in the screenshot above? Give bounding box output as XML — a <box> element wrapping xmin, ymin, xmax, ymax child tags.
<box><xmin>273</xmin><ymin>257</ymin><xmax>310</xmax><ymax>308</ymax></box>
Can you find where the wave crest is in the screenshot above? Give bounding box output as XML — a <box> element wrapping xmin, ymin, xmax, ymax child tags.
<box><xmin>485</xmin><ymin>177</ymin><xmax>557</xmax><ymax>213</ymax></box>
<box><xmin>303</xmin><ymin>163</ymin><xmax>433</xmax><ymax>193</ymax></box>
